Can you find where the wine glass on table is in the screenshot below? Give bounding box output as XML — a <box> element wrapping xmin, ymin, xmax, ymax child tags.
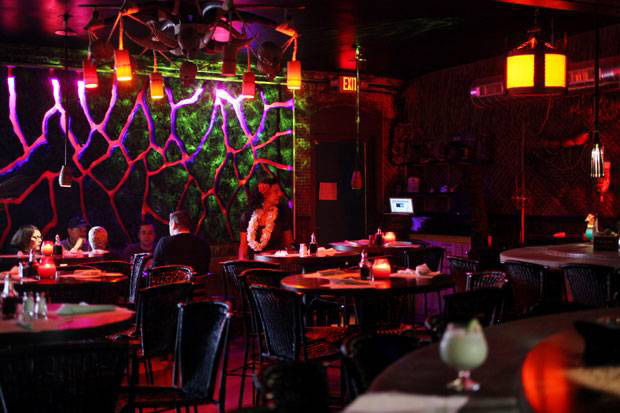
<box><xmin>439</xmin><ymin>319</ymin><xmax>488</xmax><ymax>392</ymax></box>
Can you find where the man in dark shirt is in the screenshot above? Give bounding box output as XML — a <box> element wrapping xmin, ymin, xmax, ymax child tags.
<box><xmin>152</xmin><ymin>210</ymin><xmax>211</xmax><ymax>274</ymax></box>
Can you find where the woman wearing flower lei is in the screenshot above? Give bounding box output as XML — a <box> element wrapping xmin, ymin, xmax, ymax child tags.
<box><xmin>239</xmin><ymin>177</ymin><xmax>293</xmax><ymax>259</ymax></box>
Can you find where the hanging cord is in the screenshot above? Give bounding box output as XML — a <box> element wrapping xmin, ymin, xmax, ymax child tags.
<box><xmin>247</xmin><ymin>45</ymin><xmax>251</xmax><ymax>71</ymax></box>
<box><xmin>153</xmin><ymin>49</ymin><xmax>158</xmax><ymax>72</ymax></box>
<box><xmin>594</xmin><ymin>17</ymin><xmax>600</xmax><ymax>142</ymax></box>
<box><xmin>63</xmin><ymin>12</ymin><xmax>69</xmax><ymax>167</ymax></box>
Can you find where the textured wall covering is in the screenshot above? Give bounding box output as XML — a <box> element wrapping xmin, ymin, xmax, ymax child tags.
<box><xmin>391</xmin><ymin>24</ymin><xmax>620</xmax><ymax>232</ymax></box>
<box><xmin>0</xmin><ymin>68</ymin><xmax>295</xmax><ymax>248</ymax></box>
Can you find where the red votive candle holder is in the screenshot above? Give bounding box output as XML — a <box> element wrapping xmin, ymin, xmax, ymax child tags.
<box><xmin>384</xmin><ymin>232</ymin><xmax>396</xmax><ymax>243</ymax></box>
<box><xmin>41</xmin><ymin>241</ymin><xmax>53</xmax><ymax>256</ymax></box>
<box><xmin>38</xmin><ymin>256</ymin><xmax>56</xmax><ymax>278</ymax></box>
<box><xmin>372</xmin><ymin>258</ymin><xmax>392</xmax><ymax>279</ymax></box>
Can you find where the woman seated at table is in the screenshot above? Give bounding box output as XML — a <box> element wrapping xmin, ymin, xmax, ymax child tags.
<box><xmin>9</xmin><ymin>224</ymin><xmax>42</xmax><ymax>255</ymax></box>
<box><xmin>239</xmin><ymin>177</ymin><xmax>293</xmax><ymax>259</ymax></box>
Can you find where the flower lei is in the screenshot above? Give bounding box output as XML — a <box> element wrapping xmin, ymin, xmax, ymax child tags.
<box><xmin>247</xmin><ymin>206</ymin><xmax>278</xmax><ymax>251</ymax></box>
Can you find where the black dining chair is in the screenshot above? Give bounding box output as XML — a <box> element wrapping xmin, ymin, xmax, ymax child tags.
<box><xmin>249</xmin><ymin>285</ymin><xmax>348</xmax><ymax>362</ymax></box>
<box><xmin>253</xmin><ymin>361</ymin><xmax>331</xmax><ymax>413</ymax></box>
<box><xmin>562</xmin><ymin>264</ymin><xmax>619</xmax><ymax>308</ymax></box>
<box><xmin>128</xmin><ymin>252</ymin><xmax>152</xmax><ymax>306</ymax></box>
<box><xmin>425</xmin><ymin>287</ymin><xmax>506</xmax><ymax>341</ymax></box>
<box><xmin>0</xmin><ymin>340</ymin><xmax>129</xmax><ymax>413</ymax></box>
<box><xmin>448</xmin><ymin>256</ymin><xmax>481</xmax><ymax>292</ymax></box>
<box><xmin>340</xmin><ymin>334</ymin><xmax>420</xmax><ymax>400</ymax></box>
<box><xmin>503</xmin><ymin>260</ymin><xmax>547</xmax><ymax>317</ymax></box>
<box><xmin>137</xmin><ymin>282</ymin><xmax>194</xmax><ymax>384</ymax></box>
<box><xmin>146</xmin><ymin>264</ymin><xmax>194</xmax><ymax>287</ymax></box>
<box><xmin>466</xmin><ymin>270</ymin><xmax>508</xmax><ymax>291</ymax></box>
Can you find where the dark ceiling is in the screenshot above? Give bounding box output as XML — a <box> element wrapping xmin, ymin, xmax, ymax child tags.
<box><xmin>1</xmin><ymin>0</ymin><xmax>620</xmax><ymax>78</ymax></box>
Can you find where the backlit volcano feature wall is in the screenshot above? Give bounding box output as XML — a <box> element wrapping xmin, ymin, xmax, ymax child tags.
<box><xmin>0</xmin><ymin>69</ymin><xmax>294</xmax><ymax>247</ymax></box>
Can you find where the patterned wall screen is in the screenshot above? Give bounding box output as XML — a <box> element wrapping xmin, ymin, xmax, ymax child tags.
<box><xmin>0</xmin><ymin>68</ymin><xmax>294</xmax><ymax>248</ymax></box>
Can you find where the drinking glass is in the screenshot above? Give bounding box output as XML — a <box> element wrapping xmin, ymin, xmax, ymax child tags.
<box><xmin>439</xmin><ymin>320</ymin><xmax>488</xmax><ymax>392</ymax></box>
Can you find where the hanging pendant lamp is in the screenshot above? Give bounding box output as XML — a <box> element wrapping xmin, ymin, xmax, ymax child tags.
<box><xmin>58</xmin><ymin>12</ymin><xmax>73</xmax><ymax>188</ymax></box>
<box><xmin>114</xmin><ymin>17</ymin><xmax>132</xmax><ymax>81</ymax></box>
<box><xmin>506</xmin><ymin>13</ymin><xmax>566</xmax><ymax>96</ymax></box>
<box><xmin>150</xmin><ymin>52</ymin><xmax>164</xmax><ymax>100</ymax></box>
<box><xmin>286</xmin><ymin>36</ymin><xmax>301</xmax><ymax>90</ymax></box>
<box><xmin>351</xmin><ymin>44</ymin><xmax>364</xmax><ymax>190</ymax></box>
<box><xmin>82</xmin><ymin>57</ymin><xmax>98</xmax><ymax>89</ymax></box>
<box><xmin>242</xmin><ymin>47</ymin><xmax>255</xmax><ymax>99</ymax></box>
<box><xmin>591</xmin><ymin>21</ymin><xmax>604</xmax><ymax>178</ymax></box>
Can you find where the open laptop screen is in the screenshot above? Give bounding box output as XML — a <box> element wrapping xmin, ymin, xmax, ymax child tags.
<box><xmin>389</xmin><ymin>198</ymin><xmax>414</xmax><ymax>214</ymax></box>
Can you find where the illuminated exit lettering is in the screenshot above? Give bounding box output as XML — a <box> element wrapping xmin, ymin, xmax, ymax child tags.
<box><xmin>339</xmin><ymin>76</ymin><xmax>357</xmax><ymax>93</ymax></box>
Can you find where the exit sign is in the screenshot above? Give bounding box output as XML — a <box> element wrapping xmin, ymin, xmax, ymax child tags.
<box><xmin>339</xmin><ymin>76</ymin><xmax>357</xmax><ymax>93</ymax></box>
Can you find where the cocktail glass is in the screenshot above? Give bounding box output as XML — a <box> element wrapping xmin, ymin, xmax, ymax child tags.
<box><xmin>439</xmin><ymin>320</ymin><xmax>488</xmax><ymax>392</ymax></box>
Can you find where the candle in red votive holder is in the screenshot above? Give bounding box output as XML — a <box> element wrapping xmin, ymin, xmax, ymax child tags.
<box><xmin>384</xmin><ymin>232</ymin><xmax>396</xmax><ymax>243</ymax></box>
<box><xmin>41</xmin><ymin>241</ymin><xmax>53</xmax><ymax>256</ymax></box>
<box><xmin>38</xmin><ymin>256</ymin><xmax>56</xmax><ymax>278</ymax></box>
<box><xmin>372</xmin><ymin>258</ymin><xmax>392</xmax><ymax>279</ymax></box>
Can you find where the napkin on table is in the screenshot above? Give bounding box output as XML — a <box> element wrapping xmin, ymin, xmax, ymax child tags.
<box><xmin>415</xmin><ymin>263</ymin><xmax>440</xmax><ymax>277</ymax></box>
<box><xmin>56</xmin><ymin>304</ymin><xmax>117</xmax><ymax>315</ymax></box>
<box><xmin>344</xmin><ymin>392</ymin><xmax>468</xmax><ymax>413</ymax></box>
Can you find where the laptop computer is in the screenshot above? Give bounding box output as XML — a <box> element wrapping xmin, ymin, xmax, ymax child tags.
<box><xmin>389</xmin><ymin>197</ymin><xmax>414</xmax><ymax>215</ymax></box>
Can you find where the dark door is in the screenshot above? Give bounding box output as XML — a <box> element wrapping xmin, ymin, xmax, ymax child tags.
<box><xmin>315</xmin><ymin>141</ymin><xmax>365</xmax><ymax>243</ymax></box>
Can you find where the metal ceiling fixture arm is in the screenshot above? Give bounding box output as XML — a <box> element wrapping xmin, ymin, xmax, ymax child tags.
<box><xmin>63</xmin><ymin>12</ymin><xmax>69</xmax><ymax>167</ymax></box>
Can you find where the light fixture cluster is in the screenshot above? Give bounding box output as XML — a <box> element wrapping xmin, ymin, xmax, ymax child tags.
<box><xmin>82</xmin><ymin>16</ymin><xmax>302</xmax><ymax>100</ymax></box>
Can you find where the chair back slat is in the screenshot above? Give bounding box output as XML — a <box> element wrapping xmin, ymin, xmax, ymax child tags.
<box><xmin>503</xmin><ymin>261</ymin><xmax>546</xmax><ymax>315</ymax></box>
<box><xmin>129</xmin><ymin>253</ymin><xmax>152</xmax><ymax>304</ymax></box>
<box><xmin>176</xmin><ymin>301</ymin><xmax>231</xmax><ymax>401</ymax></box>
<box><xmin>466</xmin><ymin>271</ymin><xmax>508</xmax><ymax>291</ymax></box>
<box><xmin>250</xmin><ymin>285</ymin><xmax>303</xmax><ymax>361</ymax></box>
<box><xmin>448</xmin><ymin>256</ymin><xmax>481</xmax><ymax>292</ymax></box>
<box><xmin>562</xmin><ymin>264</ymin><xmax>617</xmax><ymax>308</ymax></box>
<box><xmin>147</xmin><ymin>265</ymin><xmax>194</xmax><ymax>287</ymax></box>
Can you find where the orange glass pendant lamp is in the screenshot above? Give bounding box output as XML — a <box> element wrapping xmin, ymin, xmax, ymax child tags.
<box><xmin>114</xmin><ymin>18</ymin><xmax>132</xmax><ymax>81</ymax></box>
<box><xmin>506</xmin><ymin>27</ymin><xmax>566</xmax><ymax>95</ymax></box>
<box><xmin>150</xmin><ymin>52</ymin><xmax>164</xmax><ymax>100</ymax></box>
<box><xmin>287</xmin><ymin>60</ymin><xmax>301</xmax><ymax>90</ymax></box>
<box><xmin>82</xmin><ymin>58</ymin><xmax>98</xmax><ymax>89</ymax></box>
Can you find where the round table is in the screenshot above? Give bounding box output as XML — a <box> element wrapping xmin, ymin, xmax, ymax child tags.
<box><xmin>281</xmin><ymin>271</ymin><xmax>454</xmax><ymax>332</ymax></box>
<box><xmin>500</xmin><ymin>243</ymin><xmax>620</xmax><ymax>269</ymax></box>
<box><xmin>255</xmin><ymin>250</ymin><xmax>361</xmax><ymax>273</ymax></box>
<box><xmin>0</xmin><ymin>303</ymin><xmax>134</xmax><ymax>345</ymax></box>
<box><xmin>330</xmin><ymin>240</ymin><xmax>424</xmax><ymax>255</ymax></box>
<box><xmin>12</xmin><ymin>271</ymin><xmax>128</xmax><ymax>305</ymax></box>
<box><xmin>370</xmin><ymin>308</ymin><xmax>620</xmax><ymax>411</ymax></box>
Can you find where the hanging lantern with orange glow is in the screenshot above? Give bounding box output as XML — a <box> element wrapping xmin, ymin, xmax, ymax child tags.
<box><xmin>82</xmin><ymin>58</ymin><xmax>98</xmax><ymax>89</ymax></box>
<box><xmin>114</xmin><ymin>17</ymin><xmax>132</xmax><ymax>82</ymax></box>
<box><xmin>242</xmin><ymin>47</ymin><xmax>255</xmax><ymax>99</ymax></box>
<box><xmin>591</xmin><ymin>134</ymin><xmax>604</xmax><ymax>178</ymax></box>
<box><xmin>287</xmin><ymin>60</ymin><xmax>301</xmax><ymax>90</ymax></box>
<box><xmin>149</xmin><ymin>52</ymin><xmax>164</xmax><ymax>100</ymax></box>
<box><xmin>222</xmin><ymin>44</ymin><xmax>237</xmax><ymax>76</ymax></box>
<box><xmin>505</xmin><ymin>27</ymin><xmax>566</xmax><ymax>96</ymax></box>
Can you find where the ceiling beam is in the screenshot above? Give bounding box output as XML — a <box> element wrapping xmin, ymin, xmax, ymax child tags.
<box><xmin>492</xmin><ymin>0</ymin><xmax>620</xmax><ymax>17</ymax></box>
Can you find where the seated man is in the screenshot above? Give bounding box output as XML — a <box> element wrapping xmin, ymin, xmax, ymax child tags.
<box><xmin>152</xmin><ymin>210</ymin><xmax>211</xmax><ymax>275</ymax></box>
<box><xmin>122</xmin><ymin>221</ymin><xmax>157</xmax><ymax>260</ymax></box>
<box><xmin>61</xmin><ymin>216</ymin><xmax>91</xmax><ymax>252</ymax></box>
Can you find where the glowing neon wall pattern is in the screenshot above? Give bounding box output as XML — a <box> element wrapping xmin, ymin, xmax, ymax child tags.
<box><xmin>0</xmin><ymin>69</ymin><xmax>294</xmax><ymax>247</ymax></box>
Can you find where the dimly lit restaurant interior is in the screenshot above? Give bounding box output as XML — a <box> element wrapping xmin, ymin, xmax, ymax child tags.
<box><xmin>4</xmin><ymin>0</ymin><xmax>620</xmax><ymax>412</ymax></box>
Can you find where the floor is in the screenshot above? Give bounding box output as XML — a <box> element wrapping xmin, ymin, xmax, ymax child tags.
<box><xmin>127</xmin><ymin>291</ymin><xmax>447</xmax><ymax>412</ymax></box>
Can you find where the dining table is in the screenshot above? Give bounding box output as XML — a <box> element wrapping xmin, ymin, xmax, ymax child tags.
<box><xmin>9</xmin><ymin>269</ymin><xmax>128</xmax><ymax>305</ymax></box>
<box><xmin>254</xmin><ymin>249</ymin><xmax>361</xmax><ymax>273</ymax></box>
<box><xmin>280</xmin><ymin>269</ymin><xmax>454</xmax><ymax>332</ymax></box>
<box><xmin>369</xmin><ymin>308</ymin><xmax>620</xmax><ymax>412</ymax></box>
<box><xmin>500</xmin><ymin>243</ymin><xmax>620</xmax><ymax>269</ymax></box>
<box><xmin>0</xmin><ymin>303</ymin><xmax>134</xmax><ymax>346</ymax></box>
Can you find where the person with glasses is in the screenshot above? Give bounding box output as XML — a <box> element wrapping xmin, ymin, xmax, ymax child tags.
<box><xmin>9</xmin><ymin>225</ymin><xmax>42</xmax><ymax>254</ymax></box>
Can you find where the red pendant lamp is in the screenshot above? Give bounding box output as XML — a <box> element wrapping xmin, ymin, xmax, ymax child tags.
<box><xmin>222</xmin><ymin>43</ymin><xmax>237</xmax><ymax>76</ymax></box>
<box><xmin>82</xmin><ymin>57</ymin><xmax>98</xmax><ymax>89</ymax></box>
<box><xmin>114</xmin><ymin>17</ymin><xmax>132</xmax><ymax>82</ymax></box>
<box><xmin>242</xmin><ymin>47</ymin><xmax>255</xmax><ymax>99</ymax></box>
<box><xmin>150</xmin><ymin>52</ymin><xmax>164</xmax><ymax>100</ymax></box>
